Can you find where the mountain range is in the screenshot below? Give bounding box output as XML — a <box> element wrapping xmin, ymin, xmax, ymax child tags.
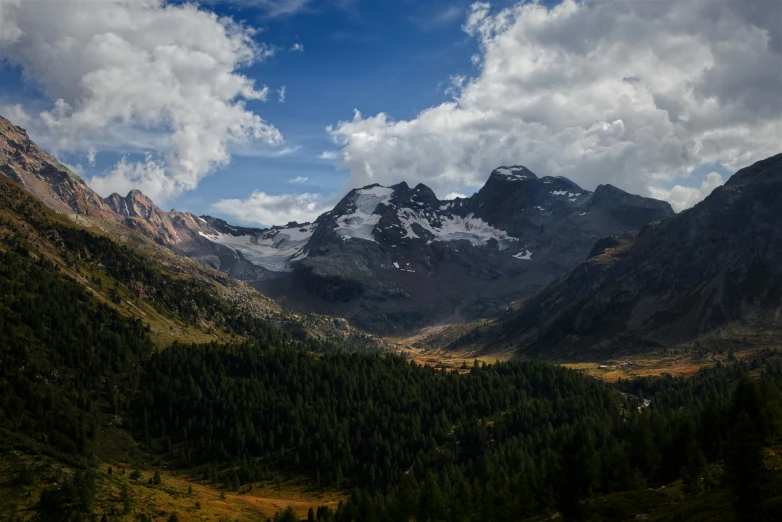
<box><xmin>0</xmin><ymin>114</ymin><xmax>674</xmax><ymax>333</ymax></box>
<box><xmin>476</xmin><ymin>153</ymin><xmax>782</xmax><ymax>357</ymax></box>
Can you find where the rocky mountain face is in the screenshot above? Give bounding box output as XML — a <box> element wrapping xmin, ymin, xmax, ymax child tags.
<box><xmin>490</xmin><ymin>153</ymin><xmax>782</xmax><ymax>357</ymax></box>
<box><xmin>0</xmin><ymin>116</ymin><xmax>114</xmax><ymax>219</ymax></box>
<box><xmin>0</xmin><ymin>114</ymin><xmax>674</xmax><ymax>333</ymax></box>
<box><xmin>0</xmin><ymin>115</ymin><xmax>269</xmax><ymax>280</ymax></box>
<box><xmin>243</xmin><ymin>167</ymin><xmax>672</xmax><ymax>332</ymax></box>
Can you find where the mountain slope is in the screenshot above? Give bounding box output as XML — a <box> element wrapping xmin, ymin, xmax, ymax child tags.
<box><xmin>250</xmin><ymin>167</ymin><xmax>672</xmax><ymax>332</ymax></box>
<box><xmin>0</xmin><ymin>114</ymin><xmax>673</xmax><ymax>334</ymax></box>
<box><xmin>490</xmin><ymin>153</ymin><xmax>782</xmax><ymax>357</ymax></box>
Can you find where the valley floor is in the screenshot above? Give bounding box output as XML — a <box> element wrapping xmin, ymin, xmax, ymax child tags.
<box><xmin>387</xmin><ymin>319</ymin><xmax>782</xmax><ymax>381</ymax></box>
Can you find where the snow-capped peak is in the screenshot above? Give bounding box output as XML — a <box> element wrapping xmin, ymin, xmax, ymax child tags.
<box><xmin>493</xmin><ymin>166</ymin><xmax>536</xmax><ymax>180</ymax></box>
<box><xmin>334</xmin><ymin>185</ymin><xmax>395</xmax><ymax>241</ymax></box>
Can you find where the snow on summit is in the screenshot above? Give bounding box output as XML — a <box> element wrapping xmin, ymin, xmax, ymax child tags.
<box><xmin>494</xmin><ymin>166</ymin><xmax>535</xmax><ymax>180</ymax></box>
<box><xmin>335</xmin><ymin>185</ymin><xmax>395</xmax><ymax>241</ymax></box>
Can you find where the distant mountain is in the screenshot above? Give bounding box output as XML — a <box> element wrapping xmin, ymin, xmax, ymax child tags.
<box><xmin>0</xmin><ymin>114</ymin><xmax>673</xmax><ymax>333</ymax></box>
<box><xmin>488</xmin><ymin>153</ymin><xmax>782</xmax><ymax>357</ymax></box>
<box><xmin>190</xmin><ymin>166</ymin><xmax>672</xmax><ymax>333</ymax></box>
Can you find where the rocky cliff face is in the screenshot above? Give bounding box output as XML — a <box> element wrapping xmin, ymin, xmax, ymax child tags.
<box><xmin>492</xmin><ymin>153</ymin><xmax>782</xmax><ymax>357</ymax></box>
<box><xmin>0</xmin><ymin>116</ymin><xmax>115</xmax><ymax>219</ymax></box>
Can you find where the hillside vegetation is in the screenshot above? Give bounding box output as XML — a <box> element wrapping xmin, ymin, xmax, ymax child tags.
<box><xmin>1</xmin><ymin>175</ymin><xmax>782</xmax><ymax>521</ymax></box>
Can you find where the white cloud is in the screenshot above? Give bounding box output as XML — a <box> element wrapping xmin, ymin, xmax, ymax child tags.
<box><xmin>291</xmin><ymin>43</ymin><xmax>304</xmax><ymax>52</ymax></box>
<box><xmin>443</xmin><ymin>192</ymin><xmax>468</xmax><ymax>200</ymax></box>
<box><xmin>0</xmin><ymin>103</ymin><xmax>31</xmax><ymax>127</ymax></box>
<box><xmin>212</xmin><ymin>191</ymin><xmax>329</xmax><ymax>226</ymax></box>
<box><xmin>0</xmin><ymin>0</ymin><xmax>283</xmax><ymax>203</ymax></box>
<box><xmin>649</xmin><ymin>172</ymin><xmax>725</xmax><ymax>213</ymax></box>
<box><xmin>89</xmin><ymin>155</ymin><xmax>172</xmax><ymax>200</ymax></box>
<box><xmin>234</xmin><ymin>145</ymin><xmax>300</xmax><ymax>158</ymax></box>
<box><xmin>278</xmin><ymin>86</ymin><xmax>287</xmax><ymax>103</ymax></box>
<box><xmin>329</xmin><ymin>0</ymin><xmax>782</xmax><ymax>210</ymax></box>
<box><xmin>412</xmin><ymin>5</ymin><xmax>465</xmax><ymax>29</ymax></box>
<box><xmin>288</xmin><ymin>176</ymin><xmax>309</xmax><ymax>184</ymax></box>
<box><xmin>251</xmin><ymin>0</ymin><xmax>312</xmax><ymax>18</ymax></box>
<box><xmin>319</xmin><ymin>150</ymin><xmax>339</xmax><ymax>160</ymax></box>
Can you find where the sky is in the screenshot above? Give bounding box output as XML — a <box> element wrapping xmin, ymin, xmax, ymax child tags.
<box><xmin>0</xmin><ymin>0</ymin><xmax>780</xmax><ymax>226</ymax></box>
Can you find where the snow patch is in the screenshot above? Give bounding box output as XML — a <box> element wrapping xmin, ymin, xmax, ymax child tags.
<box><xmin>513</xmin><ymin>249</ymin><xmax>533</xmax><ymax>261</ymax></box>
<box><xmin>495</xmin><ymin>166</ymin><xmax>532</xmax><ymax>180</ymax></box>
<box><xmin>335</xmin><ymin>186</ymin><xmax>394</xmax><ymax>242</ymax></box>
<box><xmin>396</xmin><ymin>208</ymin><xmax>518</xmax><ymax>250</ymax></box>
<box><xmin>198</xmin><ymin>223</ymin><xmax>315</xmax><ymax>272</ymax></box>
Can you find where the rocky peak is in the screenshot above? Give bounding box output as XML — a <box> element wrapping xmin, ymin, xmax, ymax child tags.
<box><xmin>590</xmin><ymin>184</ymin><xmax>674</xmax><ymax>229</ymax></box>
<box><xmin>489</xmin><ymin>165</ymin><xmax>537</xmax><ymax>182</ymax></box>
<box><xmin>384</xmin><ymin>181</ymin><xmax>440</xmax><ymax>210</ymax></box>
<box><xmin>0</xmin><ymin>114</ymin><xmax>115</xmax><ymax>218</ymax></box>
<box><xmin>724</xmin><ymin>153</ymin><xmax>782</xmax><ymax>187</ymax></box>
<box><xmin>103</xmin><ymin>189</ymin><xmax>157</xmax><ymax>220</ymax></box>
<box><xmin>494</xmin><ymin>153</ymin><xmax>782</xmax><ymax>355</ymax></box>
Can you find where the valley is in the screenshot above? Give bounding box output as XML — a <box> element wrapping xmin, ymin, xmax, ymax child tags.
<box><xmin>1</xmin><ymin>114</ymin><xmax>781</xmax><ymax>521</ymax></box>
<box><xmin>1</xmin><ymin>0</ymin><xmax>780</xmax><ymax>519</ymax></box>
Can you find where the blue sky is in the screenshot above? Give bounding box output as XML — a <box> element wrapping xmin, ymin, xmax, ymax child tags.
<box><xmin>0</xmin><ymin>0</ymin><xmax>777</xmax><ymax>225</ymax></box>
<box><xmin>1</xmin><ymin>0</ymin><xmax>491</xmax><ymax>219</ymax></box>
<box><xmin>178</xmin><ymin>0</ymin><xmax>485</xmax><ymax>214</ymax></box>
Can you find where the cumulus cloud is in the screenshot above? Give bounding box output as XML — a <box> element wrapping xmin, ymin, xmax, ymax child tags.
<box><xmin>649</xmin><ymin>172</ymin><xmax>725</xmax><ymax>213</ymax></box>
<box><xmin>329</xmin><ymin>0</ymin><xmax>782</xmax><ymax>210</ymax></box>
<box><xmin>0</xmin><ymin>103</ymin><xmax>31</xmax><ymax>127</ymax></box>
<box><xmin>319</xmin><ymin>150</ymin><xmax>339</xmax><ymax>160</ymax></box>
<box><xmin>278</xmin><ymin>86</ymin><xmax>287</xmax><ymax>103</ymax></box>
<box><xmin>443</xmin><ymin>192</ymin><xmax>468</xmax><ymax>200</ymax></box>
<box><xmin>212</xmin><ymin>191</ymin><xmax>329</xmax><ymax>226</ymax></box>
<box><xmin>0</xmin><ymin>0</ymin><xmax>282</xmax><ymax>202</ymax></box>
<box><xmin>291</xmin><ymin>43</ymin><xmax>305</xmax><ymax>52</ymax></box>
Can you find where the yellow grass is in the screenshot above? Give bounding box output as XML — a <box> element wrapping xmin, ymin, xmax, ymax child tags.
<box><xmin>0</xmin><ymin>452</ymin><xmax>344</xmax><ymax>521</ymax></box>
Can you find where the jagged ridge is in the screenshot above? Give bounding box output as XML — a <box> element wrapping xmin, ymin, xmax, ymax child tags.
<box><xmin>490</xmin><ymin>153</ymin><xmax>782</xmax><ymax>357</ymax></box>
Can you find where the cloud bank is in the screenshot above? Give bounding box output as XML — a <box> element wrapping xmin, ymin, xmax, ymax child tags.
<box><xmin>649</xmin><ymin>172</ymin><xmax>725</xmax><ymax>213</ymax></box>
<box><xmin>329</xmin><ymin>0</ymin><xmax>782</xmax><ymax>210</ymax></box>
<box><xmin>0</xmin><ymin>0</ymin><xmax>282</xmax><ymax>202</ymax></box>
<box><xmin>211</xmin><ymin>191</ymin><xmax>329</xmax><ymax>226</ymax></box>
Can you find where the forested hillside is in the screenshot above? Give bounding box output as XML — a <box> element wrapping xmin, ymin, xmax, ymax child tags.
<box><xmin>1</xmin><ymin>175</ymin><xmax>782</xmax><ymax>521</ymax></box>
<box><xmin>134</xmin><ymin>344</ymin><xmax>782</xmax><ymax>521</ymax></box>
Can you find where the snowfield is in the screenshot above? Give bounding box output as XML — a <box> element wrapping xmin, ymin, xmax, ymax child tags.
<box><xmin>199</xmin><ymin>223</ymin><xmax>315</xmax><ymax>272</ymax></box>
<box><xmin>397</xmin><ymin>208</ymin><xmax>518</xmax><ymax>250</ymax></box>
<box><xmin>335</xmin><ymin>186</ymin><xmax>395</xmax><ymax>242</ymax></box>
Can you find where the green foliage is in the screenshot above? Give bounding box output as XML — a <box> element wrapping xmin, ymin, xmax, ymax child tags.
<box><xmin>134</xmin><ymin>340</ymin><xmax>624</xmax><ymax>498</ymax></box>
<box><xmin>132</xmin><ymin>340</ymin><xmax>782</xmax><ymax>521</ymax></box>
<box><xmin>2</xmin><ymin>177</ymin><xmax>781</xmax><ymax>521</ymax></box>
<box><xmin>0</xmin><ymin>248</ymin><xmax>153</xmax><ymax>456</ymax></box>
<box><xmin>273</xmin><ymin>506</ymin><xmax>299</xmax><ymax>522</ymax></box>
<box><xmin>36</xmin><ymin>468</ymin><xmax>96</xmax><ymax>521</ymax></box>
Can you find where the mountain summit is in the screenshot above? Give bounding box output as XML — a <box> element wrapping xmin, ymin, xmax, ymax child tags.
<box><xmin>191</xmin><ymin>166</ymin><xmax>672</xmax><ymax>332</ymax></box>
<box><xmin>490</xmin><ymin>153</ymin><xmax>782</xmax><ymax>356</ymax></box>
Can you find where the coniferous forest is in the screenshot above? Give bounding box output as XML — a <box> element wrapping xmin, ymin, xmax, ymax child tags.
<box><xmin>1</xmin><ymin>177</ymin><xmax>781</xmax><ymax>521</ymax></box>
<box><xmin>1</xmin><ymin>234</ymin><xmax>781</xmax><ymax>520</ymax></box>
